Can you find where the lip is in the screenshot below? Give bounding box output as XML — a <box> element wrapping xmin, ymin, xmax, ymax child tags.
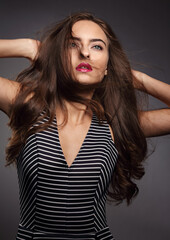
<box><xmin>76</xmin><ymin>62</ymin><xmax>92</xmax><ymax>72</ymax></box>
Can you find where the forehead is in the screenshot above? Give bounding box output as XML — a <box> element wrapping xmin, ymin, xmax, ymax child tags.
<box><xmin>71</xmin><ymin>20</ymin><xmax>108</xmax><ymax>44</ymax></box>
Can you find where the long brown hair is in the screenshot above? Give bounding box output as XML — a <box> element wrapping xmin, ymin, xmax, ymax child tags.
<box><xmin>6</xmin><ymin>12</ymin><xmax>147</xmax><ymax>205</ymax></box>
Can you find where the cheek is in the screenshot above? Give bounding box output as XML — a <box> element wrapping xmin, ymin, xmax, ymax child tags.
<box><xmin>97</xmin><ymin>52</ymin><xmax>108</xmax><ymax>68</ymax></box>
<box><xmin>70</xmin><ymin>53</ymin><xmax>75</xmax><ymax>66</ymax></box>
<box><xmin>96</xmin><ymin>58</ymin><xmax>108</xmax><ymax>79</ymax></box>
<box><xmin>69</xmin><ymin>50</ymin><xmax>78</xmax><ymax>65</ymax></box>
<box><xmin>96</xmin><ymin>58</ymin><xmax>108</xmax><ymax>72</ymax></box>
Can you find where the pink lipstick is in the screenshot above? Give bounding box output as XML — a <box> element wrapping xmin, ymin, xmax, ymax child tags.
<box><xmin>76</xmin><ymin>62</ymin><xmax>92</xmax><ymax>72</ymax></box>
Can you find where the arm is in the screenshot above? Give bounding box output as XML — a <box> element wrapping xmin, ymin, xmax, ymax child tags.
<box><xmin>132</xmin><ymin>70</ymin><xmax>170</xmax><ymax>137</ymax></box>
<box><xmin>0</xmin><ymin>39</ymin><xmax>40</xmax><ymax>115</ymax></box>
<box><xmin>0</xmin><ymin>38</ymin><xmax>40</xmax><ymax>61</ymax></box>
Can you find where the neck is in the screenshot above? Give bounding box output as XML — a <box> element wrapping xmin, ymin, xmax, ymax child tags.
<box><xmin>56</xmin><ymin>92</ymin><xmax>93</xmax><ymax>126</ymax></box>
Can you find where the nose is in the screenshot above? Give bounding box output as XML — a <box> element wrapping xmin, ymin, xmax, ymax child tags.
<box><xmin>79</xmin><ymin>46</ymin><xmax>90</xmax><ymax>59</ymax></box>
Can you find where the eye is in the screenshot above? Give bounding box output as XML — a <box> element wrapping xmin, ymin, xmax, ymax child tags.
<box><xmin>92</xmin><ymin>45</ymin><xmax>103</xmax><ymax>50</ymax></box>
<box><xmin>69</xmin><ymin>42</ymin><xmax>78</xmax><ymax>48</ymax></box>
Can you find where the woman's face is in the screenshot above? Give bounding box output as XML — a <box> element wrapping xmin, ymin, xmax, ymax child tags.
<box><xmin>69</xmin><ymin>20</ymin><xmax>109</xmax><ymax>84</ymax></box>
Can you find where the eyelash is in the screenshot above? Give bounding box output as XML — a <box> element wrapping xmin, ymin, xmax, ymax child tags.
<box><xmin>93</xmin><ymin>45</ymin><xmax>103</xmax><ymax>50</ymax></box>
<box><xmin>70</xmin><ymin>42</ymin><xmax>77</xmax><ymax>48</ymax></box>
<box><xmin>70</xmin><ymin>42</ymin><xmax>103</xmax><ymax>51</ymax></box>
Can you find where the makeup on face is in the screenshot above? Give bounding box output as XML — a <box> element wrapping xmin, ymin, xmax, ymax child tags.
<box><xmin>69</xmin><ymin>20</ymin><xmax>109</xmax><ymax>84</ymax></box>
<box><xmin>76</xmin><ymin>62</ymin><xmax>92</xmax><ymax>72</ymax></box>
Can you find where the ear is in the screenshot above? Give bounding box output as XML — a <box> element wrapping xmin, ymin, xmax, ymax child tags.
<box><xmin>104</xmin><ymin>69</ymin><xmax>107</xmax><ymax>76</ymax></box>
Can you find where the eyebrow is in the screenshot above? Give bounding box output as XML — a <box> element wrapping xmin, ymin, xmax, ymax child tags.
<box><xmin>70</xmin><ymin>36</ymin><xmax>107</xmax><ymax>46</ymax></box>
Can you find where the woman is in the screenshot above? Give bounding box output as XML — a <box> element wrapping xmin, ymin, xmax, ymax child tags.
<box><xmin>0</xmin><ymin>12</ymin><xmax>169</xmax><ymax>240</ymax></box>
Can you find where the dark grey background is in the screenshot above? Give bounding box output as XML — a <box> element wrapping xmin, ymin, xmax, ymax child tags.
<box><xmin>0</xmin><ymin>0</ymin><xmax>170</xmax><ymax>239</ymax></box>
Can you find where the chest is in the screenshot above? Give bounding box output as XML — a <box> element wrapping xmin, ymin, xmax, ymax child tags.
<box><xmin>18</xmin><ymin>118</ymin><xmax>118</xmax><ymax>199</ymax></box>
<box><xmin>58</xmin><ymin>121</ymin><xmax>91</xmax><ymax>167</ymax></box>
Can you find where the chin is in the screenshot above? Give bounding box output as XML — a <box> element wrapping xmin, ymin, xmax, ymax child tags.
<box><xmin>77</xmin><ymin>80</ymin><xmax>98</xmax><ymax>85</ymax></box>
<box><xmin>75</xmin><ymin>76</ymin><xmax>100</xmax><ymax>84</ymax></box>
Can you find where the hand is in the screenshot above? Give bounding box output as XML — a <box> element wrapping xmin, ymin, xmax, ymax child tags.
<box><xmin>27</xmin><ymin>39</ymin><xmax>41</xmax><ymax>62</ymax></box>
<box><xmin>131</xmin><ymin>69</ymin><xmax>145</xmax><ymax>91</ymax></box>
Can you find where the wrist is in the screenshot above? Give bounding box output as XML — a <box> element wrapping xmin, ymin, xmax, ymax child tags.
<box><xmin>132</xmin><ymin>70</ymin><xmax>145</xmax><ymax>91</ymax></box>
<box><xmin>22</xmin><ymin>38</ymin><xmax>37</xmax><ymax>61</ymax></box>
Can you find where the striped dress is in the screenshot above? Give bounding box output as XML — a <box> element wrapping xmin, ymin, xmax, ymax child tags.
<box><xmin>16</xmin><ymin>113</ymin><xmax>118</xmax><ymax>240</ymax></box>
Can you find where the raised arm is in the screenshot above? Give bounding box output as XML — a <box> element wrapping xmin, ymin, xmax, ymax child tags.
<box><xmin>132</xmin><ymin>70</ymin><xmax>170</xmax><ymax>137</ymax></box>
<box><xmin>0</xmin><ymin>39</ymin><xmax>39</xmax><ymax>116</ymax></box>
<box><xmin>0</xmin><ymin>39</ymin><xmax>39</xmax><ymax>61</ymax></box>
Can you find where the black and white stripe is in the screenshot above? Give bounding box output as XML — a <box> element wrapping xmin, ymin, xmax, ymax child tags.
<box><xmin>16</xmin><ymin>114</ymin><xmax>118</xmax><ymax>240</ymax></box>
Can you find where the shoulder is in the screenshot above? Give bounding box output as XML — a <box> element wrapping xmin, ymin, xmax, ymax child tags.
<box><xmin>109</xmin><ymin>125</ymin><xmax>115</xmax><ymax>142</ymax></box>
<box><xmin>92</xmin><ymin>114</ymin><xmax>115</xmax><ymax>142</ymax></box>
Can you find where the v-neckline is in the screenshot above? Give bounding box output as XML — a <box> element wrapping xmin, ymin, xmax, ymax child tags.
<box><xmin>55</xmin><ymin>113</ymin><xmax>94</xmax><ymax>169</ymax></box>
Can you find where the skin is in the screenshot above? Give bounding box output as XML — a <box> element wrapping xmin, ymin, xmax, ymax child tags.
<box><xmin>57</xmin><ymin>20</ymin><xmax>110</xmax><ymax>166</ymax></box>
<box><xmin>0</xmin><ymin>20</ymin><xmax>170</xmax><ymax>167</ymax></box>
<box><xmin>69</xmin><ymin>20</ymin><xmax>109</xmax><ymax>85</ymax></box>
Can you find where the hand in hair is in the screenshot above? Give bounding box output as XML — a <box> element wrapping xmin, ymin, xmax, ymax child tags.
<box><xmin>27</xmin><ymin>39</ymin><xmax>41</xmax><ymax>62</ymax></box>
<box><xmin>131</xmin><ymin>69</ymin><xmax>145</xmax><ymax>91</ymax></box>
<box><xmin>132</xmin><ymin>69</ymin><xmax>170</xmax><ymax>137</ymax></box>
<box><xmin>132</xmin><ymin>69</ymin><xmax>170</xmax><ymax>107</ymax></box>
